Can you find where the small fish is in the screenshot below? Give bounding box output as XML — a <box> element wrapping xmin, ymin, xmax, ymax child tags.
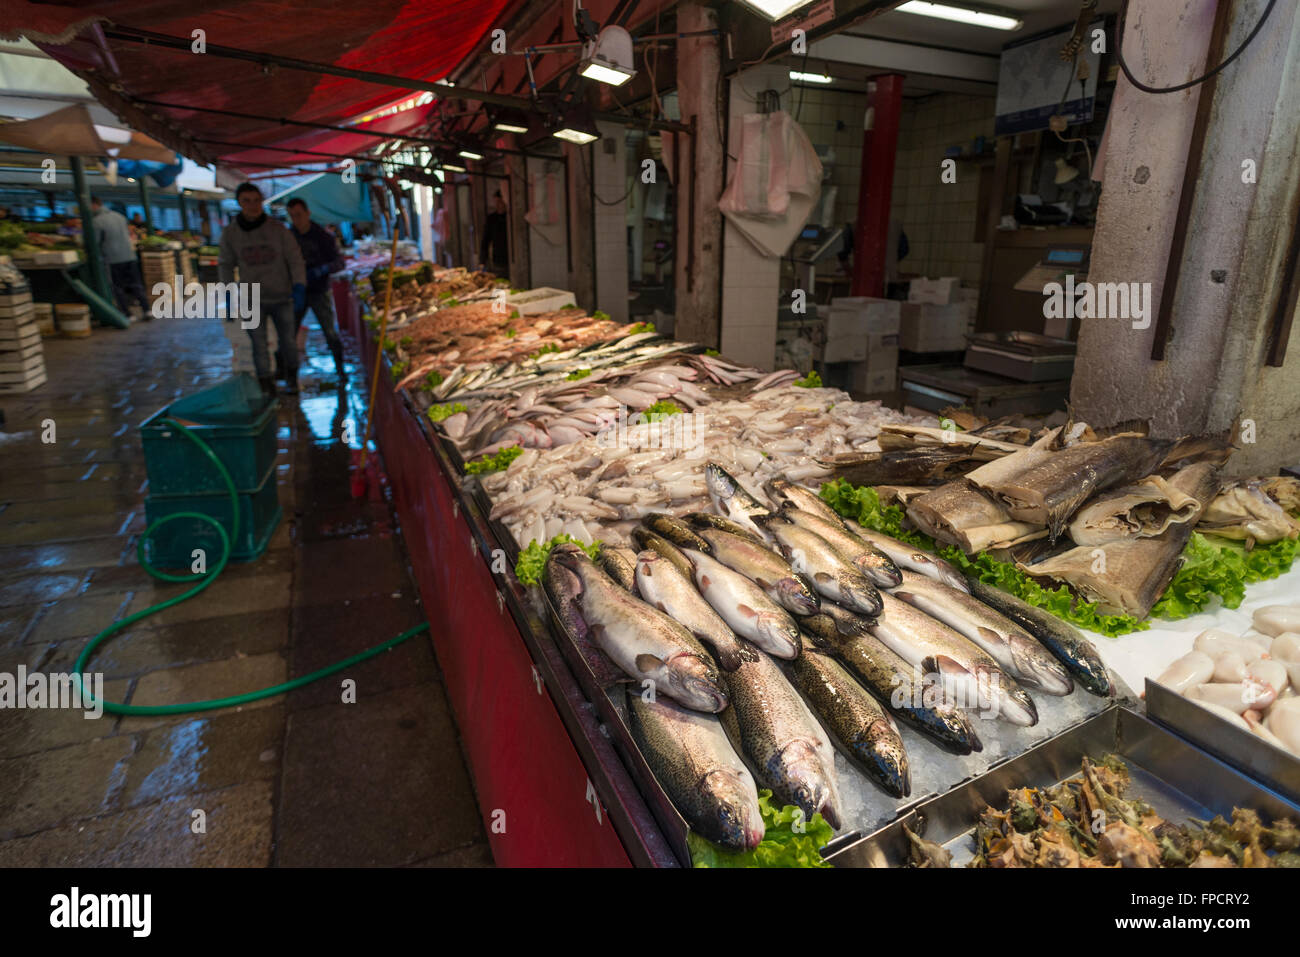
<box><xmin>788</xmin><ymin>647</ymin><xmax>911</xmax><ymax>798</ymax></box>
<box><xmin>598</xmin><ymin>547</ymin><xmax>638</xmax><ymax>591</ymax></box>
<box><xmin>682</xmin><ymin>548</ymin><xmax>801</xmax><ymax>659</ymax></box>
<box><xmin>705</xmin><ymin>463</ymin><xmax>772</xmax><ymax>536</ymax></box>
<box><xmin>630</xmin><ymin>527</ymin><xmax>696</xmax><ymax>582</ymax></box>
<box><xmin>628</xmin><ymin>691</ymin><xmax>764</xmax><ymax>850</ymax></box>
<box><xmin>845</xmin><ymin>521</ymin><xmax>969</xmax><ymax>592</ymax></box>
<box><xmin>642</xmin><ymin>512</ymin><xmax>712</xmax><ymax>554</ymax></box>
<box><xmin>758</xmin><ymin>515</ymin><xmax>883</xmax><ymax>617</ymax></box>
<box><xmin>777</xmin><ymin>504</ymin><xmax>902</xmax><ymax>588</ymax></box>
<box><xmin>765</xmin><ymin>478</ymin><xmax>847</xmax><ymax>527</ymax></box>
<box><xmin>686</xmin><ymin>511</ymin><xmax>774</xmax><ymax>549</ymax></box>
<box><xmin>966</xmin><ymin>579</ymin><xmax>1112</xmax><ymax>697</ymax></box>
<box><xmin>635</xmin><ymin>550</ymin><xmax>745</xmax><ymax>671</ymax></box>
<box><xmin>549</xmin><ymin>545</ymin><xmax>728</xmax><ymax>712</ymax></box>
<box><xmin>694</xmin><ymin>526</ymin><xmax>820</xmax><ymax>616</ymax></box>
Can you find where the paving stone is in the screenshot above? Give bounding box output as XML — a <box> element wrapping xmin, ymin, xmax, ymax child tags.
<box><xmin>0</xmin><ymin>674</ymin><xmax>131</xmax><ymax>758</ymax></box>
<box><xmin>122</xmin><ymin>707</ymin><xmax>284</xmax><ymax>807</ymax></box>
<box><xmin>0</xmin><ymin>734</ymin><xmax>136</xmax><ymax>838</ymax></box>
<box><xmin>0</xmin><ymin>539</ymin><xmax>127</xmax><ymax>578</ymax></box>
<box><xmin>293</xmin><ymin>535</ymin><xmax>410</xmax><ymax>607</ymax></box>
<box><xmin>123</xmin><ymin>572</ymin><xmax>291</xmax><ymax>626</ymax></box>
<box><xmin>0</xmin><ymin>603</ymin><xmax>42</xmax><ymax>647</ymax></box>
<box><xmin>0</xmin><ymin>781</ymin><xmax>275</xmax><ymax>867</ymax></box>
<box><xmin>0</xmin><ymin>515</ymin><xmax>133</xmax><ymax>546</ymax></box>
<box><xmin>288</xmin><ymin>593</ymin><xmax>433</xmax><ymax>711</ymax></box>
<box><xmin>116</xmin><ymin>652</ymin><xmax>288</xmax><ymax>732</ymax></box>
<box><xmin>43</xmin><ymin>608</ymin><xmax>292</xmax><ymax>680</ymax></box>
<box><xmin>276</xmin><ymin>683</ymin><xmax>483</xmax><ymax>866</ymax></box>
<box><xmin>26</xmin><ymin>592</ymin><xmax>133</xmax><ymax>644</ymax></box>
<box><xmin>0</xmin><ymin>573</ymin><xmax>85</xmax><ymax>607</ymax></box>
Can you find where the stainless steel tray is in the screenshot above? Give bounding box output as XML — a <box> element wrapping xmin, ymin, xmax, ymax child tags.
<box><xmin>824</xmin><ymin>706</ymin><xmax>1300</xmax><ymax>867</ymax></box>
<box><xmin>1146</xmin><ymin>678</ymin><xmax>1300</xmax><ymax>806</ymax></box>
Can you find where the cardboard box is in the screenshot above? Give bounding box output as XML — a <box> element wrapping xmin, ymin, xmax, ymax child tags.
<box><xmin>826</xmin><ymin>297</ymin><xmax>902</xmax><ymax>337</ymax></box>
<box><xmin>823</xmin><ymin>334</ymin><xmax>867</xmax><ymax>363</ymax></box>
<box><xmin>899</xmin><ymin>302</ymin><xmax>973</xmax><ymax>352</ymax></box>
<box><xmin>851</xmin><ymin>365</ymin><xmax>897</xmax><ymax>395</ymax></box>
<box><xmin>907</xmin><ymin>277</ymin><xmax>961</xmax><ymax>305</ymax></box>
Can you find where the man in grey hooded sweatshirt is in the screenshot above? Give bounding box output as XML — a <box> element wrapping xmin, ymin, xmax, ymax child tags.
<box><xmin>219</xmin><ymin>182</ymin><xmax>307</xmax><ymax>396</ymax></box>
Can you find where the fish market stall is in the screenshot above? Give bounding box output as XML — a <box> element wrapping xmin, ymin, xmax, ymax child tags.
<box><xmin>338</xmin><ymin>258</ymin><xmax>1300</xmax><ymax>868</ymax></box>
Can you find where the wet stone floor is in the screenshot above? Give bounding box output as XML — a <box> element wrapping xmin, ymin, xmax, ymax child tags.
<box><xmin>0</xmin><ymin>312</ymin><xmax>491</xmax><ymax>866</ymax></box>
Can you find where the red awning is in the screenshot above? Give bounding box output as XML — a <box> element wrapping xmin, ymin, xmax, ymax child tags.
<box><xmin>0</xmin><ymin>0</ymin><xmax>513</xmax><ymax>170</ymax></box>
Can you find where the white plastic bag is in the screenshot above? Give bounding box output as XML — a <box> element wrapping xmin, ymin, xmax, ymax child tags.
<box><xmin>718</xmin><ymin>111</ymin><xmax>823</xmax><ymax>257</ymax></box>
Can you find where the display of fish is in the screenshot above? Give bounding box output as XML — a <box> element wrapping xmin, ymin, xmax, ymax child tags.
<box><xmin>547</xmin><ymin>544</ymin><xmax>729</xmax><ymax>712</ymax></box>
<box><xmin>889</xmin><ymin>571</ymin><xmax>1074</xmax><ymax>695</ymax></box>
<box><xmin>1067</xmin><ymin>474</ymin><xmax>1203</xmax><ymax>545</ymax></box>
<box><xmin>875</xmin><ymin>424</ymin><xmax>1026</xmax><ymax>457</ymax></box>
<box><xmin>686</xmin><ymin>511</ymin><xmax>775</xmax><ymax>550</ymax></box>
<box><xmin>681</xmin><ymin>548</ymin><xmax>802</xmax><ymax>659</ymax></box>
<box><xmin>816</xmin><ymin>447</ymin><xmax>980</xmax><ymax>487</ymax></box>
<box><xmin>634</xmin><ymin>549</ymin><xmax>746</xmax><ymax>671</ymax></box>
<box><xmin>1198</xmin><ymin>480</ymin><xmax>1300</xmax><ymax>545</ymax></box>
<box><xmin>844</xmin><ymin>521</ymin><xmax>969</xmax><ymax>591</ymax></box>
<box><xmin>974</xmin><ymin>434</ymin><xmax>1173</xmax><ymax>540</ymax></box>
<box><xmin>776</xmin><ymin>504</ymin><xmax>903</xmax><ymax>588</ymax></box>
<box><xmin>705</xmin><ymin>463</ymin><xmax>772</xmax><ymax>535</ymax></box>
<box><xmin>630</xmin><ymin>527</ymin><xmax>697</xmax><ymax>581</ymax></box>
<box><xmin>787</xmin><ymin>647</ymin><xmax>911</xmax><ymax>798</ymax></box>
<box><xmin>964</xmin><ymin>579</ymin><xmax>1112</xmax><ymax>697</ymax></box>
<box><xmin>642</xmin><ymin>512</ymin><xmax>713</xmax><ymax>554</ymax></box>
<box><xmin>1020</xmin><ymin>463</ymin><xmax>1219</xmax><ymax>619</ymax></box>
<box><xmin>719</xmin><ymin>646</ymin><xmax>844</xmax><ymax>829</ymax></box>
<box><xmin>907</xmin><ymin>480</ymin><xmax>1048</xmax><ymax>554</ymax></box>
<box><xmin>804</xmin><ymin>624</ymin><xmax>982</xmax><ymax>755</ymax></box>
<box><xmin>764</xmin><ymin>477</ymin><xmax>847</xmax><ymax>527</ymax></box>
<box><xmin>757</xmin><ymin>513</ymin><xmax>883</xmax><ymax>616</ymax></box>
<box><xmin>693</xmin><ymin>526</ymin><xmax>820</xmax><ymax>616</ymax></box>
<box><xmin>599</xmin><ymin>547</ymin><xmax>638</xmax><ymax>591</ymax></box>
<box><xmin>627</xmin><ymin>690</ymin><xmax>765</xmax><ymax>850</ymax></box>
<box><xmin>870</xmin><ymin>593</ymin><xmax>1039</xmax><ymax>726</ymax></box>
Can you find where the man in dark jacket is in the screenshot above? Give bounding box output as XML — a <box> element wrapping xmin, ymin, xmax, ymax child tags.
<box><xmin>219</xmin><ymin>182</ymin><xmax>306</xmax><ymax>397</ymax></box>
<box><xmin>480</xmin><ymin>191</ymin><xmax>509</xmax><ymax>280</ymax></box>
<box><xmin>286</xmin><ymin>198</ymin><xmax>346</xmax><ymax>383</ymax></box>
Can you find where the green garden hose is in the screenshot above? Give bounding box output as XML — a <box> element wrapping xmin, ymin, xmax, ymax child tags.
<box><xmin>73</xmin><ymin>415</ymin><xmax>428</xmax><ymax>715</ymax></box>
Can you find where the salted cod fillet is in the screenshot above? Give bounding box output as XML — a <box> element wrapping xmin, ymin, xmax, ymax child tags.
<box><xmin>1067</xmin><ymin>473</ymin><xmax>1203</xmax><ymax>546</ymax></box>
<box><xmin>1017</xmin><ymin>462</ymin><xmax>1220</xmax><ymax>618</ymax></box>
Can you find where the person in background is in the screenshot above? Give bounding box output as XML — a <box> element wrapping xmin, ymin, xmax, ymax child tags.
<box><xmin>480</xmin><ymin>191</ymin><xmax>509</xmax><ymax>280</ymax></box>
<box><xmin>286</xmin><ymin>197</ymin><xmax>346</xmax><ymax>383</ymax></box>
<box><xmin>91</xmin><ymin>196</ymin><xmax>149</xmax><ymax>321</ymax></box>
<box><xmin>219</xmin><ymin>182</ymin><xmax>306</xmax><ymax>397</ymax></box>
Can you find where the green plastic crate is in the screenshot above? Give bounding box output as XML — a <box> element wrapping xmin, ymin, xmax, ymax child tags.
<box><xmin>143</xmin><ymin>462</ymin><xmax>281</xmax><ymax>569</ymax></box>
<box><xmin>140</xmin><ymin>373</ymin><xmax>278</xmax><ymax>495</ymax></box>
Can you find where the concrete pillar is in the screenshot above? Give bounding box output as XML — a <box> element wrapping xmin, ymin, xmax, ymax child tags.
<box><xmin>1070</xmin><ymin>0</ymin><xmax>1300</xmax><ymax>475</ymax></box>
<box><xmin>718</xmin><ymin>62</ymin><xmax>789</xmax><ymax>370</ymax></box>
<box><xmin>673</xmin><ymin>2</ymin><xmax>724</xmax><ymax>347</ymax></box>
<box><xmin>505</xmin><ymin>151</ymin><xmax>530</xmax><ymax>289</ymax></box>
<box><xmin>592</xmin><ymin>121</ymin><xmax>630</xmax><ymax>324</ymax></box>
<box><xmin>526</xmin><ymin>156</ymin><xmax>568</xmax><ymax>289</ymax></box>
<box><xmin>565</xmin><ymin>142</ymin><xmax>596</xmax><ymax>310</ymax></box>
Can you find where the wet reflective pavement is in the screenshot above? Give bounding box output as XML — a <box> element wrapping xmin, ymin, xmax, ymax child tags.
<box><xmin>0</xmin><ymin>313</ymin><xmax>491</xmax><ymax>866</ymax></box>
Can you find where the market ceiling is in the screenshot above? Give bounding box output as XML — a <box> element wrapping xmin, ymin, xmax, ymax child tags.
<box><xmin>0</xmin><ymin>0</ymin><xmax>518</xmax><ymax>171</ymax></box>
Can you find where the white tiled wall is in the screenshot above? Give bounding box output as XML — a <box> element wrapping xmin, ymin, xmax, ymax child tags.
<box><xmin>719</xmin><ymin>63</ymin><xmax>789</xmax><ymax>372</ymax></box>
<box><xmin>787</xmin><ymin>86</ymin><xmax>866</xmax><ymax>229</ymax></box>
<box><xmin>527</xmin><ymin>156</ymin><xmax>569</xmax><ymax>290</ymax></box>
<box><xmin>592</xmin><ymin>121</ymin><xmax>630</xmax><ymax>324</ymax></box>
<box><xmin>891</xmin><ymin>93</ymin><xmax>994</xmax><ymax>285</ymax></box>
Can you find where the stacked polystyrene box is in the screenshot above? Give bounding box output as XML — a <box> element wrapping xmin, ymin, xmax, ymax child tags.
<box><xmin>0</xmin><ymin>268</ymin><xmax>47</xmax><ymax>393</ymax></box>
<box><xmin>825</xmin><ymin>297</ymin><xmax>901</xmax><ymax>394</ymax></box>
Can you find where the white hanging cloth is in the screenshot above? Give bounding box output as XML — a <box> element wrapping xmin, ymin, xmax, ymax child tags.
<box><xmin>718</xmin><ymin>110</ymin><xmax>823</xmax><ymax>258</ymax></box>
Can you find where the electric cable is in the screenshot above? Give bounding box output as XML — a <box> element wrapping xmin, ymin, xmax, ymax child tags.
<box><xmin>1116</xmin><ymin>0</ymin><xmax>1277</xmax><ymax>94</ymax></box>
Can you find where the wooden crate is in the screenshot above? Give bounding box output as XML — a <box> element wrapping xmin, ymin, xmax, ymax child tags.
<box><xmin>0</xmin><ymin>350</ymin><xmax>46</xmax><ymax>394</ymax></box>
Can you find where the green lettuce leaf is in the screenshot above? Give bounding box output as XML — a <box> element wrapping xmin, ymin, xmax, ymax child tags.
<box><xmin>465</xmin><ymin>445</ymin><xmax>524</xmax><ymax>475</ymax></box>
<box><xmin>1152</xmin><ymin>532</ymin><xmax>1298</xmax><ymax>619</ymax></box>
<box><xmin>513</xmin><ymin>534</ymin><xmax>601</xmax><ymax>586</ymax></box>
<box><xmin>688</xmin><ymin>790</ymin><xmax>834</xmax><ymax>868</ymax></box>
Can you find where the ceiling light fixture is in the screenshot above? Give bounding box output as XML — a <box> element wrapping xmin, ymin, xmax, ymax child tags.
<box><xmin>492</xmin><ymin>109</ymin><xmax>531</xmax><ymax>134</ymax></box>
<box><xmin>896</xmin><ymin>1</ymin><xmax>1022</xmax><ymax>31</ymax></box>
<box><xmin>551</xmin><ymin>105</ymin><xmax>600</xmax><ymax>145</ymax></box>
<box><xmin>442</xmin><ymin>162</ymin><xmax>466</xmax><ymax>173</ymax></box>
<box><xmin>580</xmin><ymin>25</ymin><xmax>636</xmax><ymax>86</ymax></box>
<box><xmin>458</xmin><ymin>149</ymin><xmax>484</xmax><ymax>161</ymax></box>
<box><xmin>734</xmin><ymin>0</ymin><xmax>819</xmax><ymax>22</ymax></box>
<box><xmin>789</xmin><ymin>71</ymin><xmax>833</xmax><ymax>84</ymax></box>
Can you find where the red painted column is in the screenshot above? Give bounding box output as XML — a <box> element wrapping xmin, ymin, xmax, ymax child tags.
<box><xmin>851</xmin><ymin>74</ymin><xmax>904</xmax><ymax>298</ymax></box>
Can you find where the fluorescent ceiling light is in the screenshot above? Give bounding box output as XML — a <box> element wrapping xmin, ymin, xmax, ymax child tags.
<box><xmin>896</xmin><ymin>2</ymin><xmax>1022</xmax><ymax>30</ymax></box>
<box><xmin>790</xmin><ymin>71</ymin><xmax>833</xmax><ymax>84</ymax></box>
<box><xmin>493</xmin><ymin>122</ymin><xmax>529</xmax><ymax>134</ymax></box>
<box><xmin>458</xmin><ymin>149</ymin><xmax>484</xmax><ymax>161</ymax></box>
<box><xmin>442</xmin><ymin>163</ymin><xmax>466</xmax><ymax>173</ymax></box>
<box><xmin>492</xmin><ymin>108</ymin><xmax>531</xmax><ymax>134</ymax></box>
<box><xmin>553</xmin><ymin>127</ymin><xmax>599</xmax><ymax>145</ymax></box>
<box><xmin>580</xmin><ymin>25</ymin><xmax>636</xmax><ymax>87</ymax></box>
<box><xmin>735</xmin><ymin>0</ymin><xmax>818</xmax><ymax>21</ymax></box>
